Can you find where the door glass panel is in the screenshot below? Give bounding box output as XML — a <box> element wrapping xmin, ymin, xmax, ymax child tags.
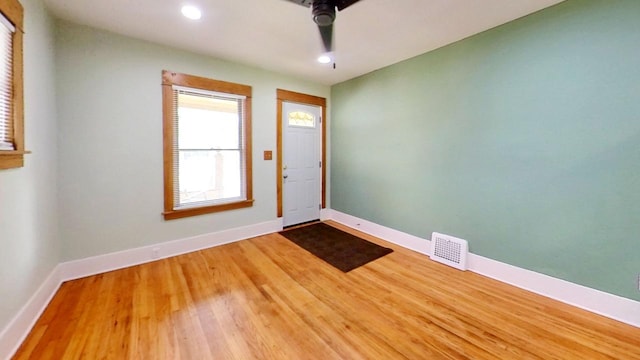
<box><xmin>288</xmin><ymin>111</ymin><xmax>315</xmax><ymax>128</ymax></box>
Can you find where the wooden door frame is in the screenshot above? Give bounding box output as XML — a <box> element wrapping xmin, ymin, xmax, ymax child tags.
<box><xmin>277</xmin><ymin>89</ymin><xmax>327</xmax><ymax>218</ymax></box>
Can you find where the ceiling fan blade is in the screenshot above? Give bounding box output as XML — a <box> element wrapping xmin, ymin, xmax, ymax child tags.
<box><xmin>335</xmin><ymin>0</ymin><xmax>361</xmax><ymax>11</ymax></box>
<box><xmin>283</xmin><ymin>0</ymin><xmax>312</xmax><ymax>8</ymax></box>
<box><xmin>318</xmin><ymin>24</ymin><xmax>333</xmax><ymax>53</ymax></box>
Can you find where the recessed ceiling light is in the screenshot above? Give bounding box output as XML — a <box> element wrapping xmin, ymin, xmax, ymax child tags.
<box><xmin>181</xmin><ymin>5</ymin><xmax>202</xmax><ymax>20</ymax></box>
<box><xmin>317</xmin><ymin>54</ymin><xmax>332</xmax><ymax>64</ymax></box>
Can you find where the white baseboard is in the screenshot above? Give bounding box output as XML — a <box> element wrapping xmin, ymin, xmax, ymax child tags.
<box><xmin>59</xmin><ymin>219</ymin><xmax>282</xmax><ymax>282</ymax></box>
<box><xmin>329</xmin><ymin>209</ymin><xmax>429</xmax><ymax>255</ymax></box>
<box><xmin>327</xmin><ymin>209</ymin><xmax>640</xmax><ymax>328</ymax></box>
<box><xmin>320</xmin><ymin>208</ymin><xmax>332</xmax><ymax>221</ymax></box>
<box><xmin>0</xmin><ymin>219</ymin><xmax>283</xmax><ymax>359</ymax></box>
<box><xmin>0</xmin><ymin>266</ymin><xmax>61</xmax><ymax>360</ymax></box>
<box><xmin>468</xmin><ymin>253</ymin><xmax>640</xmax><ymax>328</ymax></box>
<box><xmin>3</xmin><ymin>213</ymin><xmax>637</xmax><ymax>360</ymax></box>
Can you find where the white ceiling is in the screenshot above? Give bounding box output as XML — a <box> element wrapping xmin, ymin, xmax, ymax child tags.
<box><xmin>43</xmin><ymin>0</ymin><xmax>565</xmax><ymax>86</ymax></box>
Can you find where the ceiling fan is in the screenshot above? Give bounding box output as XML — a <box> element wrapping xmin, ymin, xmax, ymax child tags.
<box><xmin>285</xmin><ymin>0</ymin><xmax>362</xmax><ymax>54</ymax></box>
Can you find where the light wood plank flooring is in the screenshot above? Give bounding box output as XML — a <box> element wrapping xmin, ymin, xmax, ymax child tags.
<box><xmin>13</xmin><ymin>221</ymin><xmax>640</xmax><ymax>359</ymax></box>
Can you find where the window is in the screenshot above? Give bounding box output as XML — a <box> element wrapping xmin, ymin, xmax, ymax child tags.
<box><xmin>288</xmin><ymin>111</ymin><xmax>316</xmax><ymax>127</ymax></box>
<box><xmin>0</xmin><ymin>0</ymin><xmax>25</xmax><ymax>170</ymax></box>
<box><xmin>162</xmin><ymin>70</ymin><xmax>253</xmax><ymax>220</ymax></box>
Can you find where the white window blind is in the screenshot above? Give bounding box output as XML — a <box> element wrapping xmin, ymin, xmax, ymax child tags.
<box><xmin>0</xmin><ymin>13</ymin><xmax>14</xmax><ymax>151</ymax></box>
<box><xmin>172</xmin><ymin>86</ymin><xmax>247</xmax><ymax>209</ymax></box>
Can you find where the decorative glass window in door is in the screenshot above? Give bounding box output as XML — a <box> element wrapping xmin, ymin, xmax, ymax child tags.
<box><xmin>288</xmin><ymin>111</ymin><xmax>315</xmax><ymax>127</ymax></box>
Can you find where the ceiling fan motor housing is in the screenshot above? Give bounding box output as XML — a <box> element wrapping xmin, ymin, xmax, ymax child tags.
<box><xmin>312</xmin><ymin>0</ymin><xmax>336</xmax><ymax>26</ymax></box>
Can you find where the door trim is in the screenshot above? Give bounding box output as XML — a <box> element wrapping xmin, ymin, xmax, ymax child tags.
<box><xmin>276</xmin><ymin>89</ymin><xmax>326</xmax><ymax>218</ymax></box>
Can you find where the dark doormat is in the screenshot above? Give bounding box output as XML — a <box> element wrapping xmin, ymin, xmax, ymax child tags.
<box><xmin>279</xmin><ymin>222</ymin><xmax>393</xmax><ymax>272</ymax></box>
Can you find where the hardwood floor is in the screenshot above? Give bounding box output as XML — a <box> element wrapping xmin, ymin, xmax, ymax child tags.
<box><xmin>13</xmin><ymin>221</ymin><xmax>640</xmax><ymax>359</ymax></box>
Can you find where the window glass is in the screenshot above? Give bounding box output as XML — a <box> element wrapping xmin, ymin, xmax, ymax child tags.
<box><xmin>0</xmin><ymin>0</ymin><xmax>25</xmax><ymax>170</ymax></box>
<box><xmin>288</xmin><ymin>111</ymin><xmax>315</xmax><ymax>127</ymax></box>
<box><xmin>162</xmin><ymin>70</ymin><xmax>253</xmax><ymax>220</ymax></box>
<box><xmin>176</xmin><ymin>91</ymin><xmax>244</xmax><ymax>207</ymax></box>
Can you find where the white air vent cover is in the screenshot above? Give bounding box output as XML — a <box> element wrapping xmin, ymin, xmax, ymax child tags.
<box><xmin>430</xmin><ymin>232</ymin><xmax>469</xmax><ymax>271</ymax></box>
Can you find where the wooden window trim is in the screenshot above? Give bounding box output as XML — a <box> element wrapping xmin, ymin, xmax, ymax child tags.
<box><xmin>162</xmin><ymin>70</ymin><xmax>253</xmax><ymax>220</ymax></box>
<box><xmin>0</xmin><ymin>0</ymin><xmax>26</xmax><ymax>170</ymax></box>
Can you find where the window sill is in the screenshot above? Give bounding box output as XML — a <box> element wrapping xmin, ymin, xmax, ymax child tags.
<box><xmin>0</xmin><ymin>150</ymin><xmax>31</xmax><ymax>170</ymax></box>
<box><xmin>163</xmin><ymin>199</ymin><xmax>254</xmax><ymax>220</ymax></box>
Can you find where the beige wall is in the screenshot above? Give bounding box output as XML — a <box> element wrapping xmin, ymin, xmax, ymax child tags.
<box><xmin>0</xmin><ymin>0</ymin><xmax>59</xmax><ymax>332</ymax></box>
<box><xmin>55</xmin><ymin>21</ymin><xmax>330</xmax><ymax>261</ymax></box>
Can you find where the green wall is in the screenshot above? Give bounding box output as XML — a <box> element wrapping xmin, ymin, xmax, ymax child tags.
<box><xmin>331</xmin><ymin>0</ymin><xmax>640</xmax><ymax>300</ymax></box>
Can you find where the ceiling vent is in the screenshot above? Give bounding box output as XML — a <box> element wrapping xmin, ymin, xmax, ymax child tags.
<box><xmin>430</xmin><ymin>232</ymin><xmax>468</xmax><ymax>271</ymax></box>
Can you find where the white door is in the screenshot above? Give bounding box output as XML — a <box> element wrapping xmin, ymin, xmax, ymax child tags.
<box><xmin>282</xmin><ymin>101</ymin><xmax>322</xmax><ymax>227</ymax></box>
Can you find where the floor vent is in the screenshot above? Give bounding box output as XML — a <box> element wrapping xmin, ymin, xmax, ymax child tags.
<box><xmin>430</xmin><ymin>232</ymin><xmax>468</xmax><ymax>271</ymax></box>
